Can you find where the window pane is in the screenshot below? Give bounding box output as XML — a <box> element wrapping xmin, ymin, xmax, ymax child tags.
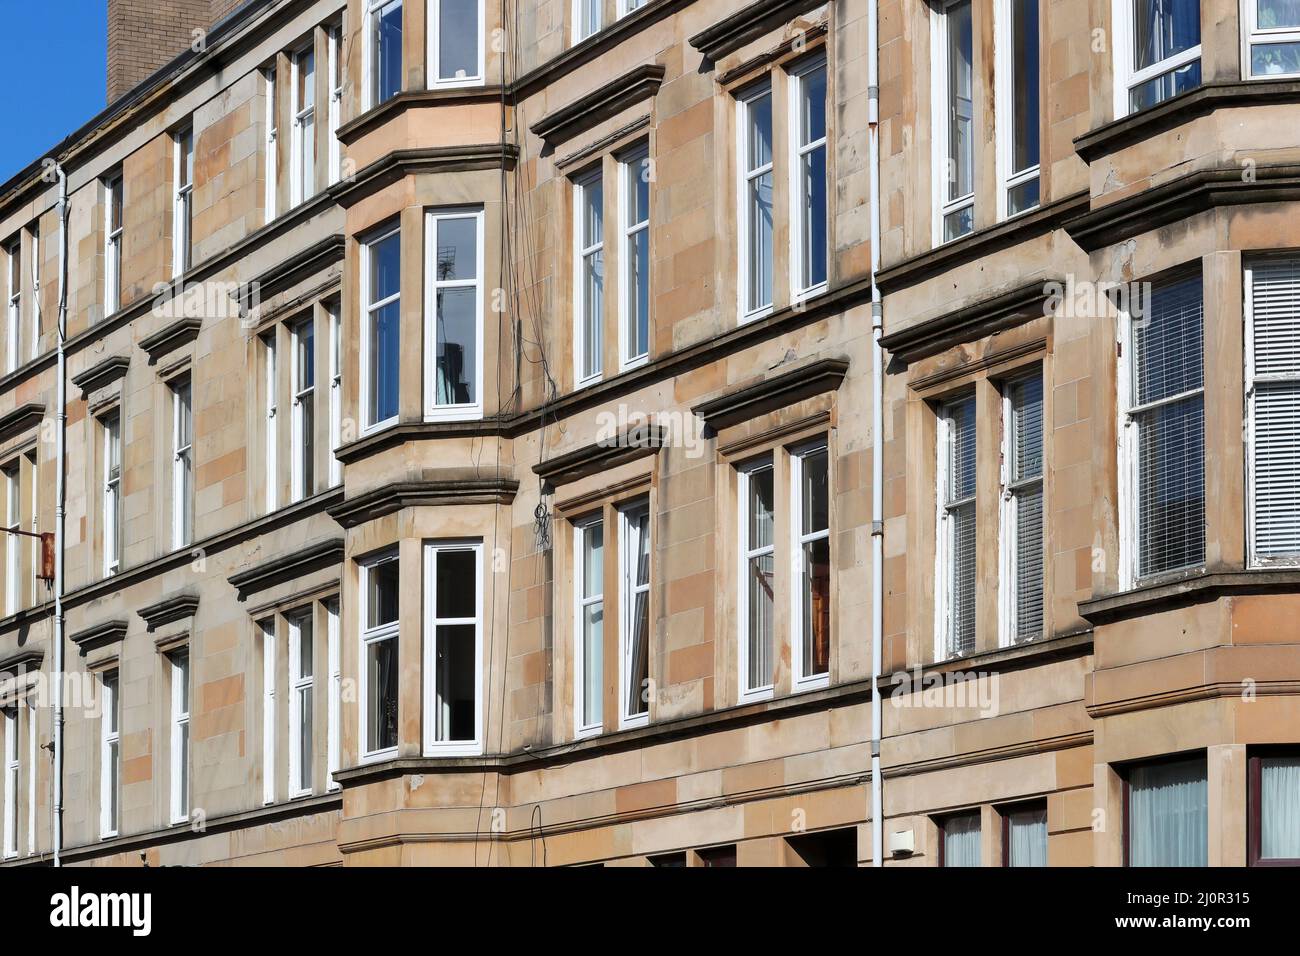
<box><xmin>1011</xmin><ymin>0</ymin><xmax>1040</xmax><ymax>175</ymax></box>
<box><xmin>439</xmin><ymin>0</ymin><xmax>480</xmax><ymax>80</ymax></box>
<box><xmin>367</xmin><ymin>559</ymin><xmax>400</xmax><ymax>628</ymax></box>
<box><xmin>799</xmin><ymin>66</ymin><xmax>826</xmax><ymax>147</ymax></box>
<box><xmin>1129</xmin><ymin>61</ymin><xmax>1200</xmax><ymax>112</ymax></box>
<box><xmin>435</xmin><ymin>288</ymin><xmax>477</xmax><ymax>405</ymax></box>
<box><xmin>1007</xmin><ymin>178</ymin><xmax>1040</xmax><ymax>216</ymax></box>
<box><xmin>748</xmin><ymin>171</ymin><xmax>774</xmax><ymax>309</ymax></box>
<box><xmin>298</xmin><ymin>687</ymin><xmax>313</xmax><ymax>786</ymax></box>
<box><xmin>747</xmin><ymin>551</ymin><xmax>774</xmax><ymax>688</ymax></box>
<box><xmin>746</xmin><ymin>92</ymin><xmax>772</xmax><ymax>172</ymax></box>
<box><xmin>628</xmin><ymin>225</ymin><xmax>649</xmax><ymax>358</ymax></box>
<box><xmin>296</xmin><ymin>616</ymin><xmax>314</xmax><ymax>679</ymax></box>
<box><xmin>1137</xmin><ymin>397</ymin><xmax>1205</xmax><ymax>576</ymax></box>
<box><xmin>949</xmin><ymin>502</ymin><xmax>977</xmax><ymax>655</ymax></box>
<box><xmin>582</xmin><ymin>522</ymin><xmax>604</xmax><ymax>599</ymax></box>
<box><xmin>1007</xmin><ymin>806</ymin><xmax>1047</xmax><ymax>867</ymax></box>
<box><xmin>435</xmin><ymin>548</ymin><xmax>477</xmax><ymax>619</ymax></box>
<box><xmin>179</xmin><ymin>724</ymin><xmax>189</xmax><ymax>811</ymax></box>
<box><xmin>108</xmin><ymin>739</ymin><xmax>119</xmax><ymax>830</ymax></box>
<box><xmin>943</xmin><ymin>812</ymin><xmax>981</xmax><ymax>867</ymax></box>
<box><xmin>369</xmin><ymin>301</ymin><xmax>400</xmax><ymax>423</ymax></box>
<box><xmin>435</xmin><ymin>216</ymin><xmax>477</xmax><ymax>281</ymax></box>
<box><xmin>376</xmin><ymin>0</ymin><xmax>404</xmax><ymax>103</ymax></box>
<box><xmin>370</xmin><ymin>231</ymin><xmax>401</xmax><ymax>302</ymax></box>
<box><xmin>801</xmin><ymin>144</ymin><xmax>828</xmax><ymax>288</ymax></box>
<box><xmin>1134</xmin><ymin>275</ymin><xmax>1203</xmax><ymax>406</ymax></box>
<box><xmin>582</xmin><ymin>603</ymin><xmax>603</xmax><ymax>726</ymax></box>
<box><xmin>1013</xmin><ymin>484</ymin><xmax>1045</xmax><ymax>641</ymax></box>
<box><xmin>298</xmin><ymin>321</ymin><xmax>315</xmax><ymax>389</ymax></box>
<box><xmin>801</xmin><ymin>448</ymin><xmax>829</xmax><ymax>535</ymax></box>
<box><xmin>946</xmin><ymin>0</ymin><xmax>974</xmax><ymax>202</ymax></box>
<box><xmin>626</xmin><ymin>510</ymin><xmax>650</xmax><ymax>718</ymax></box>
<box><xmin>1260</xmin><ymin>756</ymin><xmax>1300</xmax><ymax>860</ymax></box>
<box><xmin>1128</xmin><ymin>757</ymin><xmax>1207</xmax><ymax>866</ymax></box>
<box><xmin>1132</xmin><ymin>0</ymin><xmax>1200</xmax><ymax>72</ymax></box>
<box><xmin>435</xmin><ymin>623</ymin><xmax>477</xmax><ymax>740</ymax></box>
<box><xmin>1252</xmin><ymin>41</ymin><xmax>1300</xmax><ymax>75</ymax></box>
<box><xmin>803</xmin><ymin>537</ymin><xmax>830</xmax><ymax>677</ymax></box>
<box><xmin>1259</xmin><ymin>0</ymin><xmax>1300</xmax><ymax>28</ymax></box>
<box><xmin>747</xmin><ymin>467</ymin><xmax>775</xmax><ymax>550</ymax></box>
<box><xmin>366</xmin><ymin>636</ymin><xmax>399</xmax><ymax>751</ymax></box>
<box><xmin>947</xmin><ymin>397</ymin><xmax>977</xmax><ymax>501</ymax></box>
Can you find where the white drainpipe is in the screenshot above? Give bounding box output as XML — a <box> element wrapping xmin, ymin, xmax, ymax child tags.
<box><xmin>52</xmin><ymin>165</ymin><xmax>69</xmax><ymax>867</ymax></box>
<box><xmin>867</xmin><ymin>0</ymin><xmax>885</xmax><ymax>867</ymax></box>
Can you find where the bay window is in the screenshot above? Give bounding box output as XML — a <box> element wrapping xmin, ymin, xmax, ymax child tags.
<box><xmin>739</xmin><ymin>82</ymin><xmax>774</xmax><ymax>318</ymax></box>
<box><xmin>361</xmin><ymin>553</ymin><xmax>400</xmax><ymax>759</ymax></box>
<box><xmin>1244</xmin><ymin>256</ymin><xmax>1300</xmax><ymax>566</ymax></box>
<box><xmin>1114</xmin><ymin>0</ymin><xmax>1201</xmax><ymax>116</ymax></box>
<box><xmin>738</xmin><ymin>460</ymin><xmax>775</xmax><ymax>701</ymax></box>
<box><xmin>423</xmin><ymin>542</ymin><xmax>483</xmax><ymax>754</ymax></box>
<box><xmin>619</xmin><ymin>503</ymin><xmax>651</xmax><ymax>727</ymax></box>
<box><xmin>574</xmin><ymin>171</ymin><xmax>604</xmax><ymax>387</ymax></box>
<box><xmin>933</xmin><ymin>0</ymin><xmax>974</xmax><ymax>243</ymax></box>
<box><xmin>995</xmin><ymin>0</ymin><xmax>1040</xmax><ymax>218</ymax></box>
<box><xmin>425</xmin><ymin>208</ymin><xmax>483</xmax><ymax>418</ymax></box>
<box><xmin>363</xmin><ymin>225</ymin><xmax>401</xmax><ymax>430</ymax></box>
<box><xmin>1119</xmin><ymin>270</ymin><xmax>1205</xmax><ymax>585</ymax></box>
<box><xmin>574</xmin><ymin>517</ymin><xmax>604</xmax><ymax>736</ymax></box>
<box><xmin>1125</xmin><ymin>755</ymin><xmax>1207</xmax><ymax>866</ymax></box>
<box><xmin>1000</xmin><ymin>372</ymin><xmax>1044</xmax><ymax>644</ymax></box>
<box><xmin>619</xmin><ymin>148</ymin><xmax>650</xmax><ymax>370</ymax></box>
<box><xmin>430</xmin><ymin>0</ymin><xmax>483</xmax><ymax>87</ymax></box>
<box><xmin>937</xmin><ymin>394</ymin><xmax>977</xmax><ymax>658</ymax></box>
<box><xmin>792</xmin><ymin>443</ymin><xmax>830</xmax><ymax>688</ymax></box>
<box><xmin>791</xmin><ymin>56</ymin><xmax>828</xmax><ymax>295</ymax></box>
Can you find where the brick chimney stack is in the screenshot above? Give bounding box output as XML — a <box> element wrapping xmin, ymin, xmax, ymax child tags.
<box><xmin>106</xmin><ymin>0</ymin><xmax>247</xmax><ymax>104</ymax></box>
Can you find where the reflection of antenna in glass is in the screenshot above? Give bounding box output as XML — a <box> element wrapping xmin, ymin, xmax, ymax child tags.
<box><xmin>437</xmin><ymin>243</ymin><xmax>455</xmax><ymax>280</ymax></box>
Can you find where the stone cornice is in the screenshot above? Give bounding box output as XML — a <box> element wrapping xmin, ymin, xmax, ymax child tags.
<box><xmin>327</xmin><ymin>478</ymin><xmax>519</xmax><ymax>529</ymax></box>
<box><xmin>533</xmin><ymin>428</ymin><xmax>666</xmax><ymax>488</ymax></box>
<box><xmin>692</xmin><ymin>358</ymin><xmax>849</xmax><ymax>431</ymax></box>
<box><xmin>0</xmin><ymin>647</ymin><xmax>44</xmax><ymax>674</ymax></box>
<box><xmin>330</xmin><ymin>144</ymin><xmax>519</xmax><ymax>208</ymax></box>
<box><xmin>876</xmin><ymin>192</ymin><xmax>1089</xmax><ymax>295</ymax></box>
<box><xmin>880</xmin><ymin>280</ymin><xmax>1060</xmax><ymax>364</ymax></box>
<box><xmin>1063</xmin><ymin>164</ymin><xmax>1300</xmax><ymax>251</ymax></box>
<box><xmin>1074</xmin><ymin>79</ymin><xmax>1300</xmax><ymax>163</ymax></box>
<box><xmin>228</xmin><ymin>538</ymin><xmax>346</xmax><ymax>599</ymax></box>
<box><xmin>1079</xmin><ymin>569</ymin><xmax>1300</xmax><ymax>626</ymax></box>
<box><xmin>70</xmin><ymin>355</ymin><xmax>131</xmax><ymax>396</ymax></box>
<box><xmin>68</xmin><ymin>619</ymin><xmax>129</xmax><ymax>655</ymax></box>
<box><xmin>238</xmin><ymin>234</ymin><xmax>345</xmax><ymax>311</ymax></box>
<box><xmin>137</xmin><ymin>592</ymin><xmax>201</xmax><ymax>632</ymax></box>
<box><xmin>0</xmin><ymin>402</ymin><xmax>44</xmax><ymax>444</ymax></box>
<box><xmin>138</xmin><ymin>317</ymin><xmax>202</xmax><ymax>365</ymax></box>
<box><xmin>688</xmin><ymin>0</ymin><xmax>828</xmax><ymax>61</ymax></box>
<box><xmin>530</xmin><ymin>64</ymin><xmax>665</xmax><ymax>144</ymax></box>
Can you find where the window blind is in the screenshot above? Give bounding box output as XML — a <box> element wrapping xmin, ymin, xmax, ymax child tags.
<box><xmin>1008</xmin><ymin>374</ymin><xmax>1045</xmax><ymax>643</ymax></box>
<box><xmin>1249</xmin><ymin>257</ymin><xmax>1300</xmax><ymax>562</ymax></box>
<box><xmin>943</xmin><ymin>396</ymin><xmax>977</xmax><ymax>656</ymax></box>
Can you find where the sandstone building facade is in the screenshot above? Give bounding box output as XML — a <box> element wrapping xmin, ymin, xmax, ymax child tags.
<box><xmin>0</xmin><ymin>0</ymin><xmax>1297</xmax><ymax>867</ymax></box>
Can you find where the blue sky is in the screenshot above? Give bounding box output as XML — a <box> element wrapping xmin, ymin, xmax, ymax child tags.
<box><xmin>0</xmin><ymin>3</ymin><xmax>107</xmax><ymax>184</ymax></box>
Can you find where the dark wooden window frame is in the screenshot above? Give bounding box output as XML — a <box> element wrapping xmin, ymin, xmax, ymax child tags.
<box><xmin>997</xmin><ymin>798</ymin><xmax>1048</xmax><ymax>867</ymax></box>
<box><xmin>1248</xmin><ymin>746</ymin><xmax>1300</xmax><ymax>868</ymax></box>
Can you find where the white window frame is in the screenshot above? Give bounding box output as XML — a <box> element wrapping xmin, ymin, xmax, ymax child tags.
<box><xmin>4</xmin><ymin>465</ymin><xmax>19</xmax><ymax>616</ymax></box>
<box><xmin>618</xmin><ymin>0</ymin><xmax>647</xmax><ymax>15</ymax></box>
<box><xmin>171</xmin><ymin>378</ymin><xmax>193</xmax><ymax>551</ymax></box>
<box><xmin>931</xmin><ymin>0</ymin><xmax>976</xmax><ymax>245</ymax></box>
<box><xmin>327</xmin><ymin>24</ymin><xmax>344</xmax><ymax>184</ymax></box>
<box><xmin>428</xmin><ymin>0</ymin><xmax>485</xmax><ymax>88</ymax></box>
<box><xmin>5</xmin><ymin>240</ymin><xmax>20</xmax><ymax>374</ymax></box>
<box><xmin>328</xmin><ymin>301</ymin><xmax>343</xmax><ymax>485</ymax></box>
<box><xmin>264</xmin><ymin>65</ymin><xmax>279</xmax><ymax>221</ymax></box>
<box><xmin>791</xmin><ymin>441</ymin><xmax>831</xmax><ymax>691</ymax></box>
<box><xmin>264</xmin><ymin>333</ymin><xmax>278</xmax><ymax>513</ymax></box>
<box><xmin>738</xmin><ymin>82</ymin><xmax>775</xmax><ymax>322</ymax></box>
<box><xmin>737</xmin><ymin>459</ymin><xmax>776</xmax><ymax>703</ymax></box>
<box><xmin>99</xmin><ymin>670</ymin><xmax>119</xmax><ymax>839</ymax></box>
<box><xmin>103</xmin><ymin>412</ymin><xmax>122</xmax><ymax>577</ymax></box>
<box><xmin>23</xmin><ymin>692</ymin><xmax>33</xmax><ymax>855</ymax></box>
<box><xmin>359</xmin><ymin>552</ymin><xmax>400</xmax><ymax>763</ymax></box>
<box><xmin>28</xmin><ymin>227</ymin><xmax>38</xmax><ymax>364</ymax></box>
<box><xmin>326</xmin><ymin>597</ymin><xmax>341</xmax><ymax>790</ymax></box>
<box><xmin>618</xmin><ymin>148</ymin><xmax>650</xmax><ymax>372</ymax></box>
<box><xmin>935</xmin><ymin>394</ymin><xmax>977</xmax><ymax>660</ymax></box>
<box><xmin>788</xmin><ymin>55</ymin><xmax>829</xmax><ymax>300</ymax></box>
<box><xmin>291</xmin><ymin>43</ymin><xmax>317</xmax><ymax>208</ymax></box>
<box><xmin>2</xmin><ymin>705</ymin><xmax>16</xmax><ymax>858</ymax></box>
<box><xmin>998</xmin><ymin>370</ymin><xmax>1045</xmax><ymax>646</ymax></box>
<box><xmin>422</xmin><ymin>541</ymin><xmax>484</xmax><ymax>756</ymax></box>
<box><xmin>994</xmin><ymin>0</ymin><xmax>1041</xmax><ymax>220</ymax></box>
<box><xmin>288</xmin><ymin>608</ymin><xmax>314</xmax><ymax>798</ymax></box>
<box><xmin>168</xmin><ymin>651</ymin><xmax>190</xmax><ymax>825</ymax></box>
<box><xmin>260</xmin><ymin>619</ymin><xmax>276</xmax><ymax>805</ymax></box>
<box><xmin>361</xmin><ymin>224</ymin><xmax>401</xmax><ymax>434</ymax></box>
<box><xmin>1244</xmin><ymin>0</ymin><xmax>1300</xmax><ymax>79</ymax></box>
<box><xmin>573</xmin><ymin>170</ymin><xmax>605</xmax><ymax>388</ymax></box>
<box><xmin>1243</xmin><ymin>256</ymin><xmax>1300</xmax><ymax>567</ymax></box>
<box><xmin>618</xmin><ymin>502</ymin><xmax>651</xmax><ymax>728</ymax></box>
<box><xmin>573</xmin><ymin>0</ymin><xmax>602</xmax><ymax>43</ymax></box>
<box><xmin>104</xmin><ymin>173</ymin><xmax>123</xmax><ymax>316</ymax></box>
<box><xmin>1111</xmin><ymin>0</ymin><xmax>1203</xmax><ymax>119</ymax></box>
<box><xmin>365</xmin><ymin>0</ymin><xmax>403</xmax><ymax>110</ymax></box>
<box><xmin>291</xmin><ymin>316</ymin><xmax>315</xmax><ymax>501</ymax></box>
<box><xmin>424</xmin><ymin>207</ymin><xmax>485</xmax><ymax>420</ymax></box>
<box><xmin>574</xmin><ymin>516</ymin><xmax>605</xmax><ymax>738</ymax></box>
<box><xmin>1116</xmin><ymin>274</ymin><xmax>1206</xmax><ymax>589</ymax></box>
<box><xmin>172</xmin><ymin>127</ymin><xmax>193</xmax><ymax>278</ymax></box>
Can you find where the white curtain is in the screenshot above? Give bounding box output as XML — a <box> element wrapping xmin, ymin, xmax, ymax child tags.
<box><xmin>1261</xmin><ymin>756</ymin><xmax>1300</xmax><ymax>860</ymax></box>
<box><xmin>943</xmin><ymin>813</ymin><xmax>981</xmax><ymax>867</ymax></box>
<box><xmin>1129</xmin><ymin>758</ymin><xmax>1207</xmax><ymax>866</ymax></box>
<box><xmin>1008</xmin><ymin>806</ymin><xmax>1047</xmax><ymax>867</ymax></box>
